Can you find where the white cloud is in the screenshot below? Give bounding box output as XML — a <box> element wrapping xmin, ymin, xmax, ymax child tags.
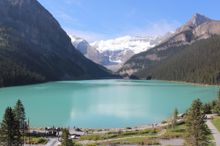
<box><xmin>57</xmin><ymin>12</ymin><xmax>78</xmax><ymax>25</ymax></box>
<box><xmin>67</xmin><ymin>29</ymin><xmax>109</xmax><ymax>42</ymax></box>
<box><xmin>147</xmin><ymin>20</ymin><xmax>180</xmax><ymax>35</ymax></box>
<box><xmin>122</xmin><ymin>20</ymin><xmax>180</xmax><ymax>37</ymax></box>
<box><xmin>65</xmin><ymin>19</ymin><xmax>180</xmax><ymax>43</ymax></box>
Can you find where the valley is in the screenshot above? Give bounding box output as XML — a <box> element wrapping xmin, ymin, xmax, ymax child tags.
<box><xmin>0</xmin><ymin>0</ymin><xmax>220</xmax><ymax>146</ymax></box>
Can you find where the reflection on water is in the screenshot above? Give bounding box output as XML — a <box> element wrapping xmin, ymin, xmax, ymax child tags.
<box><xmin>70</xmin><ymin>103</ymin><xmax>147</xmax><ymax>119</ymax></box>
<box><xmin>0</xmin><ymin>80</ymin><xmax>219</xmax><ymax>128</ymax></box>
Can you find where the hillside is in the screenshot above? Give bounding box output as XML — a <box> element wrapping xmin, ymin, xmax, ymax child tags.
<box><xmin>137</xmin><ymin>35</ymin><xmax>220</xmax><ymax>84</ymax></box>
<box><xmin>119</xmin><ymin>13</ymin><xmax>220</xmax><ymax>79</ymax></box>
<box><xmin>0</xmin><ymin>0</ymin><xmax>114</xmax><ymax>87</ymax></box>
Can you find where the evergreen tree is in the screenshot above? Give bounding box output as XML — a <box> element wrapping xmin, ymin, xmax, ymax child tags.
<box><xmin>172</xmin><ymin>108</ymin><xmax>178</xmax><ymax>128</ymax></box>
<box><xmin>61</xmin><ymin>129</ymin><xmax>73</xmax><ymax>146</ymax></box>
<box><xmin>185</xmin><ymin>99</ymin><xmax>210</xmax><ymax>146</ymax></box>
<box><xmin>0</xmin><ymin>107</ymin><xmax>21</xmax><ymax>146</ymax></box>
<box><xmin>203</xmin><ymin>103</ymin><xmax>212</xmax><ymax>114</ymax></box>
<box><xmin>13</xmin><ymin>99</ymin><xmax>26</xmax><ymax>145</ymax></box>
<box><xmin>13</xmin><ymin>99</ymin><xmax>26</xmax><ymax>130</ymax></box>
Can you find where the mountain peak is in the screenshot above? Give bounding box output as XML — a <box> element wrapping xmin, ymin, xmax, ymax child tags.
<box><xmin>176</xmin><ymin>13</ymin><xmax>211</xmax><ymax>33</ymax></box>
<box><xmin>189</xmin><ymin>13</ymin><xmax>211</xmax><ymax>26</ymax></box>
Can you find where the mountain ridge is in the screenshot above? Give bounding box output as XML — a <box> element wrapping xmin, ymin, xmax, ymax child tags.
<box><xmin>71</xmin><ymin>35</ymin><xmax>163</xmax><ymax>71</ymax></box>
<box><xmin>138</xmin><ymin>35</ymin><xmax>220</xmax><ymax>84</ymax></box>
<box><xmin>0</xmin><ymin>0</ymin><xmax>114</xmax><ymax>87</ymax></box>
<box><xmin>119</xmin><ymin>13</ymin><xmax>220</xmax><ymax>78</ymax></box>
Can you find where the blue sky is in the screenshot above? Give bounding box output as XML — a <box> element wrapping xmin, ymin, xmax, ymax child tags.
<box><xmin>38</xmin><ymin>0</ymin><xmax>220</xmax><ymax>42</ymax></box>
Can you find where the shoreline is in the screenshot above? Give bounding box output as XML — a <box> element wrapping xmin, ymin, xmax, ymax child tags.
<box><xmin>29</xmin><ymin>120</ymin><xmax>173</xmax><ymax>134</ymax></box>
<box><xmin>162</xmin><ymin>79</ymin><xmax>220</xmax><ymax>87</ymax></box>
<box><xmin>136</xmin><ymin>78</ymin><xmax>220</xmax><ymax>87</ymax></box>
<box><xmin>0</xmin><ymin>78</ymin><xmax>220</xmax><ymax>89</ymax></box>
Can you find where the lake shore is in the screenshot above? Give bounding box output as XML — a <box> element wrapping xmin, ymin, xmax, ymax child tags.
<box><xmin>30</xmin><ymin>119</ymin><xmax>182</xmax><ymax>135</ymax></box>
<box><xmin>136</xmin><ymin>78</ymin><xmax>220</xmax><ymax>87</ymax></box>
<box><xmin>1</xmin><ymin>78</ymin><xmax>220</xmax><ymax>89</ymax></box>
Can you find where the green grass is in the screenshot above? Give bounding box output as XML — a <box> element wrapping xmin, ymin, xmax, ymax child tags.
<box><xmin>159</xmin><ymin>122</ymin><xmax>214</xmax><ymax>146</ymax></box>
<box><xmin>24</xmin><ymin>136</ymin><xmax>48</xmax><ymax>144</ymax></box>
<box><xmin>101</xmin><ymin>136</ymin><xmax>160</xmax><ymax>145</ymax></box>
<box><xmin>212</xmin><ymin>116</ymin><xmax>220</xmax><ymax>132</ymax></box>
<box><xmin>80</xmin><ymin>128</ymin><xmax>160</xmax><ymax>141</ymax></box>
<box><xmin>160</xmin><ymin>123</ymin><xmax>186</xmax><ymax>139</ymax></box>
<box><xmin>79</xmin><ymin>122</ymin><xmax>216</xmax><ymax>146</ymax></box>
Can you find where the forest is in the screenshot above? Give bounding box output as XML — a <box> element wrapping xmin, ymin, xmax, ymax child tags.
<box><xmin>137</xmin><ymin>35</ymin><xmax>220</xmax><ymax>84</ymax></box>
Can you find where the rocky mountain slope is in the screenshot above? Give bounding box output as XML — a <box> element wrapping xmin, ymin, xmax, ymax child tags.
<box><xmin>139</xmin><ymin>35</ymin><xmax>220</xmax><ymax>84</ymax></box>
<box><xmin>70</xmin><ymin>35</ymin><xmax>102</xmax><ymax>64</ymax></box>
<box><xmin>71</xmin><ymin>35</ymin><xmax>162</xmax><ymax>71</ymax></box>
<box><xmin>0</xmin><ymin>0</ymin><xmax>114</xmax><ymax>87</ymax></box>
<box><xmin>119</xmin><ymin>13</ymin><xmax>220</xmax><ymax>78</ymax></box>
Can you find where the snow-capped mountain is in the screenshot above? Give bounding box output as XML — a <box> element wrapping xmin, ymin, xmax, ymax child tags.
<box><xmin>69</xmin><ymin>35</ymin><xmax>163</xmax><ymax>71</ymax></box>
<box><xmin>90</xmin><ymin>35</ymin><xmax>161</xmax><ymax>54</ymax></box>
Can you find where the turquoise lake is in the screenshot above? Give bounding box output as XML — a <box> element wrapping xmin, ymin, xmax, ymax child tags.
<box><xmin>0</xmin><ymin>80</ymin><xmax>219</xmax><ymax>128</ymax></box>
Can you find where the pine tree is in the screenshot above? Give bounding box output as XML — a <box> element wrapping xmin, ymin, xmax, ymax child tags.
<box><xmin>13</xmin><ymin>99</ymin><xmax>26</xmax><ymax>144</ymax></box>
<box><xmin>61</xmin><ymin>129</ymin><xmax>73</xmax><ymax>146</ymax></box>
<box><xmin>172</xmin><ymin>108</ymin><xmax>178</xmax><ymax>128</ymax></box>
<box><xmin>13</xmin><ymin>99</ymin><xmax>26</xmax><ymax>130</ymax></box>
<box><xmin>0</xmin><ymin>107</ymin><xmax>22</xmax><ymax>146</ymax></box>
<box><xmin>185</xmin><ymin>99</ymin><xmax>210</xmax><ymax>146</ymax></box>
<box><xmin>203</xmin><ymin>103</ymin><xmax>212</xmax><ymax>114</ymax></box>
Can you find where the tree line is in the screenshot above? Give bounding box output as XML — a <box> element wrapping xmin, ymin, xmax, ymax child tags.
<box><xmin>138</xmin><ymin>35</ymin><xmax>220</xmax><ymax>85</ymax></box>
<box><xmin>0</xmin><ymin>60</ymin><xmax>45</xmax><ymax>87</ymax></box>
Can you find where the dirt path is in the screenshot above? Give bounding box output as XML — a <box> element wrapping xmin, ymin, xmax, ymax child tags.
<box><xmin>206</xmin><ymin>119</ymin><xmax>220</xmax><ymax>146</ymax></box>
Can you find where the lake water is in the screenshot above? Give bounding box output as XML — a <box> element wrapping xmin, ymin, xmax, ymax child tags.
<box><xmin>0</xmin><ymin>80</ymin><xmax>219</xmax><ymax>128</ymax></box>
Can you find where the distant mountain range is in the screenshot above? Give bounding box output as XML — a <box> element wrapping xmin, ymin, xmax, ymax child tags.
<box><xmin>1</xmin><ymin>0</ymin><xmax>219</xmax><ymax>86</ymax></box>
<box><xmin>70</xmin><ymin>35</ymin><xmax>163</xmax><ymax>71</ymax></box>
<box><xmin>118</xmin><ymin>13</ymin><xmax>220</xmax><ymax>84</ymax></box>
<box><xmin>0</xmin><ymin>0</ymin><xmax>114</xmax><ymax>87</ymax></box>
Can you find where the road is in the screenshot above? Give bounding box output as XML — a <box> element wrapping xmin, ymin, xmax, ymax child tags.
<box><xmin>206</xmin><ymin>120</ymin><xmax>220</xmax><ymax>146</ymax></box>
<box><xmin>45</xmin><ymin>138</ymin><xmax>60</xmax><ymax>146</ymax></box>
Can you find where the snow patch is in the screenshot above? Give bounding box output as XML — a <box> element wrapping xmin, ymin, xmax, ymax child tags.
<box><xmin>90</xmin><ymin>35</ymin><xmax>161</xmax><ymax>54</ymax></box>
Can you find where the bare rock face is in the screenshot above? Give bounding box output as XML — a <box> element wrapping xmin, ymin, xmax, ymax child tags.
<box><xmin>164</xmin><ymin>13</ymin><xmax>212</xmax><ymax>45</ymax></box>
<box><xmin>0</xmin><ymin>0</ymin><xmax>113</xmax><ymax>86</ymax></box>
<box><xmin>119</xmin><ymin>13</ymin><xmax>220</xmax><ymax>78</ymax></box>
<box><xmin>176</xmin><ymin>13</ymin><xmax>211</xmax><ymax>33</ymax></box>
<box><xmin>71</xmin><ymin>36</ymin><xmax>102</xmax><ymax>64</ymax></box>
<box><xmin>167</xmin><ymin>13</ymin><xmax>220</xmax><ymax>45</ymax></box>
<box><xmin>193</xmin><ymin>21</ymin><xmax>220</xmax><ymax>39</ymax></box>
